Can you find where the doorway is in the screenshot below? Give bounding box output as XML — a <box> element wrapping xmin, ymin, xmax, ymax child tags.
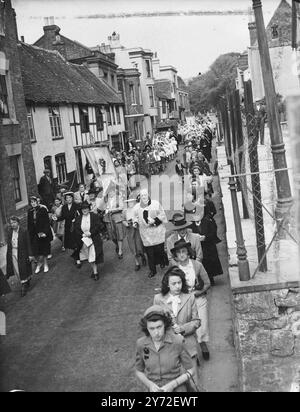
<box><xmin>43</xmin><ymin>156</ymin><xmax>53</xmax><ymax>179</ymax></box>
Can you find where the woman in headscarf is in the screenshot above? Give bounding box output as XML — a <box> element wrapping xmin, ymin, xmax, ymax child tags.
<box><xmin>133</xmin><ymin>189</ymin><xmax>168</xmax><ymax>278</ymax></box>
<box><xmin>136</xmin><ymin>305</ymin><xmax>195</xmax><ymax>392</ymax></box>
<box><xmin>27</xmin><ymin>196</ymin><xmax>53</xmax><ymax>274</ymax></box>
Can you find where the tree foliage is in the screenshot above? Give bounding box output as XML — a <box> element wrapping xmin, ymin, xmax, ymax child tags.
<box><xmin>188</xmin><ymin>52</ymin><xmax>241</xmax><ymax>113</ymax></box>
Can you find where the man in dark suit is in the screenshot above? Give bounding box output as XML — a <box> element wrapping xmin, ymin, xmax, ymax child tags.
<box><xmin>38</xmin><ymin>169</ymin><xmax>55</xmax><ymax>210</ymax></box>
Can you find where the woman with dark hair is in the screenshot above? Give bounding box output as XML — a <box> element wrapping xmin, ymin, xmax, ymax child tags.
<box><xmin>72</xmin><ymin>201</ymin><xmax>103</xmax><ymax>280</ymax></box>
<box><xmin>56</xmin><ymin>192</ymin><xmax>79</xmax><ymax>256</ymax></box>
<box><xmin>6</xmin><ymin>216</ymin><xmax>32</xmax><ymax>296</ymax></box>
<box><xmin>27</xmin><ymin>196</ymin><xmax>53</xmax><ymax>274</ymax></box>
<box><xmin>154</xmin><ymin>266</ymin><xmax>201</xmax><ymax>386</ymax></box>
<box><xmin>135</xmin><ymin>305</ymin><xmax>195</xmax><ymax>392</ymax></box>
<box><xmin>171</xmin><ymin>239</ymin><xmax>211</xmax><ymax>360</ymax></box>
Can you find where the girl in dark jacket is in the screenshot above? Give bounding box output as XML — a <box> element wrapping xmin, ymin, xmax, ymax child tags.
<box><xmin>27</xmin><ymin>196</ymin><xmax>53</xmax><ymax>274</ymax></box>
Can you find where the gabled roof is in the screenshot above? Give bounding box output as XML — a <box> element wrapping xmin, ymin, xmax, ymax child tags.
<box><xmin>266</xmin><ymin>0</ymin><xmax>292</xmax><ymax>45</ymax></box>
<box><xmin>18</xmin><ymin>43</ymin><xmax>123</xmax><ymax>105</ymax></box>
<box><xmin>154</xmin><ymin>79</ymin><xmax>173</xmax><ymax>100</ymax></box>
<box><xmin>253</xmin><ymin>0</ymin><xmax>292</xmax><ymax>47</ymax></box>
<box><xmin>177</xmin><ymin>76</ymin><xmax>188</xmax><ymax>92</ymax></box>
<box><xmin>34</xmin><ymin>27</ymin><xmax>117</xmax><ymax>67</ymax></box>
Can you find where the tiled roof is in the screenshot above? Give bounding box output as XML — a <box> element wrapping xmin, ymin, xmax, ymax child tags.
<box><xmin>154</xmin><ymin>79</ymin><xmax>173</xmax><ymax>100</ymax></box>
<box><xmin>19</xmin><ymin>43</ymin><xmax>123</xmax><ymax>105</ymax></box>
<box><xmin>177</xmin><ymin>76</ymin><xmax>188</xmax><ymax>91</ymax></box>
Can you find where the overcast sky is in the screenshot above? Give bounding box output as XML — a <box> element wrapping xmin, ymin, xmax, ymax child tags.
<box><xmin>12</xmin><ymin>0</ymin><xmax>286</xmax><ymax>79</ymax></box>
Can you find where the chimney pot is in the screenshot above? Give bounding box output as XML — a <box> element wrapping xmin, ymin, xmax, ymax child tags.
<box><xmin>248</xmin><ymin>21</ymin><xmax>257</xmax><ymax>47</ymax></box>
<box><xmin>21</xmin><ymin>35</ymin><xmax>25</xmax><ymax>42</ymax></box>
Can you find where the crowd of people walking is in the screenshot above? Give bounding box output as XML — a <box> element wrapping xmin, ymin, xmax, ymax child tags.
<box><xmin>1</xmin><ymin>114</ymin><xmax>224</xmax><ymax>393</ymax></box>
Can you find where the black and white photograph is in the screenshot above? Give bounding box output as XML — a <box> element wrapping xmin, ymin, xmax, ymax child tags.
<box><xmin>1</xmin><ymin>0</ymin><xmax>300</xmax><ymax>395</ymax></box>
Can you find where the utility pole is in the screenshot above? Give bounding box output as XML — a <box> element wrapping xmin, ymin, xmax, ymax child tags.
<box><xmin>252</xmin><ymin>0</ymin><xmax>293</xmax><ymax>234</ymax></box>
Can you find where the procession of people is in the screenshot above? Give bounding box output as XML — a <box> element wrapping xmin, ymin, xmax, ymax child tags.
<box><xmin>1</xmin><ymin>115</ymin><xmax>224</xmax><ymax>392</ymax></box>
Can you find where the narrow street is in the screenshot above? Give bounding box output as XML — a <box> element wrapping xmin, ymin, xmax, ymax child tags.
<box><xmin>0</xmin><ymin>149</ymin><xmax>238</xmax><ymax>392</ymax></box>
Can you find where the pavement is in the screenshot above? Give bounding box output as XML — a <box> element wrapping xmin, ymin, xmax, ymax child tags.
<box><xmin>0</xmin><ymin>144</ymin><xmax>238</xmax><ymax>392</ymax></box>
<box><xmin>217</xmin><ymin>125</ymin><xmax>300</xmax><ymax>289</ymax></box>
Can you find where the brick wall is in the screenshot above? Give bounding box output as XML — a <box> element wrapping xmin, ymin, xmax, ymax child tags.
<box><xmin>0</xmin><ymin>0</ymin><xmax>37</xmax><ymax>234</ymax></box>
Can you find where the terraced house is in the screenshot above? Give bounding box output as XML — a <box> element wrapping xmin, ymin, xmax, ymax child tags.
<box><xmin>19</xmin><ymin>42</ymin><xmax>124</xmax><ymax>190</ymax></box>
<box><xmin>33</xmin><ymin>21</ymin><xmax>126</xmax><ymax>151</ymax></box>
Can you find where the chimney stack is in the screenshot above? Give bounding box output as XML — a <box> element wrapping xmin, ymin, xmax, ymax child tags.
<box><xmin>248</xmin><ymin>22</ymin><xmax>257</xmax><ymax>47</ymax></box>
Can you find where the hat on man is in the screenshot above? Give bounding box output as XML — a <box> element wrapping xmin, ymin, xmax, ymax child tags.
<box><xmin>80</xmin><ymin>201</ymin><xmax>91</xmax><ymax>210</ymax></box>
<box><xmin>170</xmin><ymin>238</ymin><xmax>192</xmax><ymax>256</ymax></box>
<box><xmin>168</xmin><ymin>213</ymin><xmax>192</xmax><ymax>231</ymax></box>
<box><xmin>64</xmin><ymin>191</ymin><xmax>74</xmax><ymax>198</ymax></box>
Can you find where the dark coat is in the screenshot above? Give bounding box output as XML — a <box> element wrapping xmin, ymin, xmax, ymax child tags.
<box><xmin>0</xmin><ymin>268</ymin><xmax>11</xmax><ymax>295</ymax></box>
<box><xmin>198</xmin><ymin>215</ymin><xmax>223</xmax><ymax>278</ymax></box>
<box><xmin>6</xmin><ymin>228</ymin><xmax>32</xmax><ymax>281</ymax></box>
<box><xmin>59</xmin><ymin>203</ymin><xmax>79</xmax><ymax>249</ymax></box>
<box><xmin>38</xmin><ymin>175</ymin><xmax>55</xmax><ymax>208</ymax></box>
<box><xmin>27</xmin><ymin>206</ymin><xmax>53</xmax><ymax>256</ymax></box>
<box><xmin>72</xmin><ymin>213</ymin><xmax>104</xmax><ymax>264</ymax></box>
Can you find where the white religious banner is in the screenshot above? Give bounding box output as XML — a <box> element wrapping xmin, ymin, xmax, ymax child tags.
<box><xmin>83</xmin><ymin>146</ymin><xmax>118</xmax><ymax>196</ymax></box>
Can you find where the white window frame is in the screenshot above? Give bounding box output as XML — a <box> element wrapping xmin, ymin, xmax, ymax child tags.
<box><xmin>48</xmin><ymin>106</ymin><xmax>63</xmax><ymax>139</ymax></box>
<box><xmin>148</xmin><ymin>86</ymin><xmax>155</xmax><ymax>107</ymax></box>
<box><xmin>130</xmin><ymin>84</ymin><xmax>136</xmax><ymax>105</ymax></box>
<box><xmin>27</xmin><ymin>106</ymin><xmax>36</xmax><ymax>142</ymax></box>
<box><xmin>55</xmin><ymin>153</ymin><xmax>68</xmax><ymax>184</ymax></box>
<box><xmin>10</xmin><ymin>155</ymin><xmax>28</xmax><ymax>210</ymax></box>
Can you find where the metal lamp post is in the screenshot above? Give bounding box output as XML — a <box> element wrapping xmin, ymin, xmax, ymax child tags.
<box><xmin>252</xmin><ymin>0</ymin><xmax>293</xmax><ymax>234</ymax></box>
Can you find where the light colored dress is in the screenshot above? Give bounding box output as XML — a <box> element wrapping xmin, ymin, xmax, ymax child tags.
<box><xmin>12</xmin><ymin>229</ymin><xmax>20</xmax><ymax>281</ymax></box>
<box><xmin>79</xmin><ymin>214</ymin><xmax>96</xmax><ymax>263</ymax></box>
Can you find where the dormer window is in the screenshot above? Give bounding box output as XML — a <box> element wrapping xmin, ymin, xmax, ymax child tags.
<box><xmin>271</xmin><ymin>24</ymin><xmax>279</xmax><ymax>39</ymax></box>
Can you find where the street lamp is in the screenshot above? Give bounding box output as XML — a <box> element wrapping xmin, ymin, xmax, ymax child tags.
<box><xmin>252</xmin><ymin>0</ymin><xmax>293</xmax><ymax>234</ymax></box>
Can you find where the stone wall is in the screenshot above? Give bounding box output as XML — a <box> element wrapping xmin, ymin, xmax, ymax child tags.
<box><xmin>232</xmin><ymin>287</ymin><xmax>300</xmax><ymax>392</ymax></box>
